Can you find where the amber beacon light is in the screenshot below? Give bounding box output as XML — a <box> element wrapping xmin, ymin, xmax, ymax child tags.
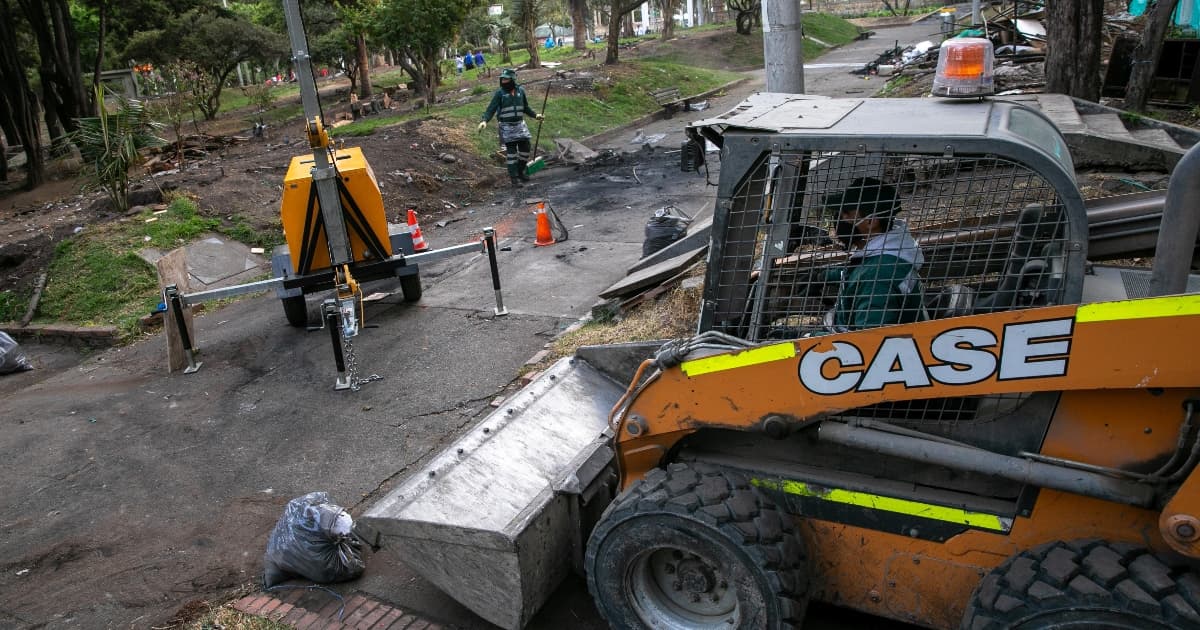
<box><xmin>931</xmin><ymin>37</ymin><xmax>995</xmax><ymax>98</ymax></box>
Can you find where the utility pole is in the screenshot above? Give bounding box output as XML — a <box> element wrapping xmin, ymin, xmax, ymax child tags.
<box><xmin>761</xmin><ymin>0</ymin><xmax>805</xmax><ymax>93</ymax></box>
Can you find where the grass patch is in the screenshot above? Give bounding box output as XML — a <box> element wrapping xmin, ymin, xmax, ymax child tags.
<box><xmin>220</xmin><ymin>215</ymin><xmax>285</xmax><ymax>250</ymax></box>
<box><xmin>877</xmin><ymin>73</ymin><xmax>914</xmax><ymax>97</ymax></box>
<box><xmin>337</xmin><ymin>60</ymin><xmax>739</xmax><ymax>155</ymax></box>
<box><xmin>648</xmin><ymin>13</ymin><xmax>860</xmax><ymax>70</ymax></box>
<box><xmin>0</xmin><ymin>289</ymin><xmax>30</xmax><ymax>322</ymax></box>
<box><xmin>219</xmin><ymin>84</ymin><xmax>301</xmax><ymax>115</ymax></box>
<box><xmin>34</xmin><ymin>196</ymin><xmax>225</xmax><ymax>338</ymax></box>
<box><xmin>186</xmin><ymin>603</ymin><xmax>293</xmax><ymax>630</ymax></box>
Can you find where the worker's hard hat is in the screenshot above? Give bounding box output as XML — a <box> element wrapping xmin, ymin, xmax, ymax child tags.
<box><xmin>500</xmin><ymin>68</ymin><xmax>518</xmax><ymax>81</ymax></box>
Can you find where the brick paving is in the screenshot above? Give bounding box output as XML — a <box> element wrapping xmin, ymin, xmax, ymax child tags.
<box><xmin>232</xmin><ymin>589</ymin><xmax>444</xmax><ymax>630</ymax></box>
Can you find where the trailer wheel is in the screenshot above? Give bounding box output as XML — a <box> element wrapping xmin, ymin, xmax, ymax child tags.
<box><xmin>399</xmin><ymin>273</ymin><xmax>422</xmax><ymax>303</ymax></box>
<box><xmin>585</xmin><ymin>462</ymin><xmax>808</xmax><ymax>630</ymax></box>
<box><xmin>961</xmin><ymin>539</ymin><xmax>1200</xmax><ymax>630</ymax></box>
<box><xmin>282</xmin><ymin>295</ymin><xmax>308</xmax><ymax>327</ymax></box>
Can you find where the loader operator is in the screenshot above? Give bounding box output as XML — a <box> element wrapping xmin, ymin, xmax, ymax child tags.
<box><xmin>477</xmin><ymin>69</ymin><xmax>544</xmax><ymax>187</ymax></box>
<box><xmin>819</xmin><ymin>176</ymin><xmax>927</xmax><ymax>333</ymax></box>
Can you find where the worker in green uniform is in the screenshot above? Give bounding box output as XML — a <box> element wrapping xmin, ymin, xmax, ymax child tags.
<box><xmin>821</xmin><ymin>176</ymin><xmax>926</xmax><ymax>332</ymax></box>
<box><xmin>477</xmin><ymin>69</ymin><xmax>544</xmax><ymax>187</ymax></box>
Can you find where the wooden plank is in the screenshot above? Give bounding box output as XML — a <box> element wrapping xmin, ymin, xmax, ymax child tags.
<box><xmin>600</xmin><ymin>246</ymin><xmax>706</xmax><ymax>299</ymax></box>
<box><xmin>155</xmin><ymin>249</ymin><xmax>195</xmax><ymax>373</ymax></box>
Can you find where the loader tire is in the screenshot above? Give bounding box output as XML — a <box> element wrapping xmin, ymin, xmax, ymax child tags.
<box><xmin>961</xmin><ymin>539</ymin><xmax>1200</xmax><ymax>630</ymax></box>
<box><xmin>585</xmin><ymin>462</ymin><xmax>809</xmax><ymax>629</ymax></box>
<box><xmin>282</xmin><ymin>295</ymin><xmax>308</xmax><ymax>328</ymax></box>
<box><xmin>399</xmin><ymin>273</ymin><xmax>422</xmax><ymax>303</ymax></box>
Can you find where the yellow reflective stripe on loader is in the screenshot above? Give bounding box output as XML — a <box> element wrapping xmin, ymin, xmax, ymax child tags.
<box><xmin>1076</xmin><ymin>294</ymin><xmax>1200</xmax><ymax>323</ymax></box>
<box><xmin>679</xmin><ymin>342</ymin><xmax>797</xmax><ymax>377</ymax></box>
<box><xmin>752</xmin><ymin>478</ymin><xmax>1010</xmax><ymax>532</ymax></box>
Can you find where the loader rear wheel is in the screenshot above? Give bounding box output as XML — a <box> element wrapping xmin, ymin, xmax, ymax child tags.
<box><xmin>399</xmin><ymin>273</ymin><xmax>422</xmax><ymax>303</ymax></box>
<box><xmin>282</xmin><ymin>295</ymin><xmax>308</xmax><ymax>327</ymax></box>
<box><xmin>961</xmin><ymin>539</ymin><xmax>1200</xmax><ymax>630</ymax></box>
<box><xmin>585</xmin><ymin>462</ymin><xmax>808</xmax><ymax>630</ymax></box>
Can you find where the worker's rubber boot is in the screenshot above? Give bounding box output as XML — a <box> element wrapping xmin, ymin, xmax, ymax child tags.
<box><xmin>517</xmin><ymin>162</ymin><xmax>530</xmax><ymax>182</ymax></box>
<box><xmin>510</xmin><ymin>176</ymin><xmax>524</xmax><ymax>188</ymax></box>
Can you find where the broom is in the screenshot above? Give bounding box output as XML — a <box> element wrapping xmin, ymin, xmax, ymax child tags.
<box><xmin>525</xmin><ymin>81</ymin><xmax>552</xmax><ymax>176</ymax></box>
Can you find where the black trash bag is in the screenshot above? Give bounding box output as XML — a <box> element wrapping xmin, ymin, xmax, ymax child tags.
<box><xmin>642</xmin><ymin>206</ymin><xmax>693</xmax><ymax>257</ymax></box>
<box><xmin>0</xmin><ymin>332</ymin><xmax>32</xmax><ymax>375</ymax></box>
<box><xmin>263</xmin><ymin>492</ymin><xmax>365</xmax><ymax>587</ymax></box>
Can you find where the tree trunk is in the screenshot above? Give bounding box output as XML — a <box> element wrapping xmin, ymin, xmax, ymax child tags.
<box><xmin>659</xmin><ymin>0</ymin><xmax>679</xmax><ymax>39</ymax></box>
<box><xmin>606</xmin><ymin>5</ymin><xmax>622</xmax><ymax>63</ymax></box>
<box><xmin>356</xmin><ymin>33</ymin><xmax>373</xmax><ymax>98</ymax></box>
<box><xmin>396</xmin><ymin>52</ymin><xmax>426</xmax><ymax>97</ymax></box>
<box><xmin>1044</xmin><ymin>0</ymin><xmax>1105</xmax><ymax>101</ymax></box>
<box><xmin>1125</xmin><ymin>0</ymin><xmax>1181</xmax><ymax>111</ymax></box>
<box><xmin>0</xmin><ymin>2</ymin><xmax>44</xmax><ymax>189</ymax></box>
<box><xmin>424</xmin><ymin>54</ymin><xmax>439</xmax><ymax>104</ymax></box>
<box><xmin>91</xmin><ymin>0</ymin><xmax>107</xmax><ymax>109</ymax></box>
<box><xmin>571</xmin><ymin>0</ymin><xmax>588</xmax><ymax>51</ymax></box>
<box><xmin>621</xmin><ymin>13</ymin><xmax>634</xmax><ymax>38</ymax></box>
<box><xmin>523</xmin><ymin>5</ymin><xmax>541</xmax><ymax>69</ymax></box>
<box><xmin>19</xmin><ymin>0</ymin><xmax>88</xmax><ymax>135</ymax></box>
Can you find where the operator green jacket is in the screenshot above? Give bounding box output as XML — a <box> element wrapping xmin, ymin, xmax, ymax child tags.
<box><xmin>827</xmin><ymin>219</ymin><xmax>927</xmax><ymax>332</ymax></box>
<box><xmin>481</xmin><ymin>86</ymin><xmax>537</xmax><ymax>125</ymax></box>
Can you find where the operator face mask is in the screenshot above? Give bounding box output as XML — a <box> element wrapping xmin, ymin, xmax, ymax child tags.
<box><xmin>500</xmin><ymin>79</ymin><xmax>514</xmax><ymax>90</ymax></box>
<box><xmin>835</xmin><ymin>215</ymin><xmax>865</xmax><ymax>250</ymax></box>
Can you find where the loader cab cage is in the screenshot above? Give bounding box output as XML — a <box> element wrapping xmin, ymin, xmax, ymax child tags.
<box><xmin>691</xmin><ymin>95</ymin><xmax>1088</xmax><ymax>429</ymax></box>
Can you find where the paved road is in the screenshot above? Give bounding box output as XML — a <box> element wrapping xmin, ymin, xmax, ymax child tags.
<box><xmin>1</xmin><ymin>17</ymin><xmax>947</xmax><ymax>630</ymax></box>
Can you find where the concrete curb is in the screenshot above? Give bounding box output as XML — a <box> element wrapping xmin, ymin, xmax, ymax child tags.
<box><xmin>581</xmin><ymin>77</ymin><xmax>750</xmax><ymax>148</ymax></box>
<box><xmin>1</xmin><ymin>322</ymin><xmax>120</xmax><ymax>347</ymax></box>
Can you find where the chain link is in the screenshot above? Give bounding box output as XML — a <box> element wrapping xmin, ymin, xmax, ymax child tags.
<box><xmin>342</xmin><ymin>327</ymin><xmax>382</xmax><ymax>392</ymax></box>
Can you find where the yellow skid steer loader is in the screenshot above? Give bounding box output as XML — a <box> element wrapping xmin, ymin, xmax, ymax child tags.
<box><xmin>363</xmin><ymin>93</ymin><xmax>1200</xmax><ymax>630</ymax></box>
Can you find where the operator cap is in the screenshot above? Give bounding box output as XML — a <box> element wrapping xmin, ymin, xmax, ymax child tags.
<box><xmin>823</xmin><ymin>176</ymin><xmax>900</xmax><ymax>219</ymax></box>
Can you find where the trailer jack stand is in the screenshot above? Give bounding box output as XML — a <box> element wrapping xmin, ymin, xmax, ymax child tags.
<box><xmin>164</xmin><ymin>285</ymin><xmax>203</xmax><ymax>374</ymax></box>
<box><xmin>484</xmin><ymin>228</ymin><xmax>508</xmax><ymax>317</ymax></box>
<box><xmin>324</xmin><ymin>299</ymin><xmax>351</xmax><ymax>391</ymax></box>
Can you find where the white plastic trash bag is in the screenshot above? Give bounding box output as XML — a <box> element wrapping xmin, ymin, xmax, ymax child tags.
<box><xmin>0</xmin><ymin>332</ymin><xmax>32</xmax><ymax>375</ymax></box>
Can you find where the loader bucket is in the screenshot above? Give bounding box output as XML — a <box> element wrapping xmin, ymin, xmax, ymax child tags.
<box><xmin>361</xmin><ymin>356</ymin><xmax>625</xmax><ymax>629</ymax></box>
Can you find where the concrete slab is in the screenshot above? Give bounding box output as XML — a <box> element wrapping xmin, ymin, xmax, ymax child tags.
<box><xmin>601</xmin><ymin>247</ymin><xmax>707</xmax><ymax>299</ymax></box>
<box><xmin>185</xmin><ymin>234</ymin><xmax>266</xmax><ymax>288</ymax></box>
<box><xmin>137</xmin><ymin>233</ymin><xmax>269</xmax><ymax>292</ymax></box>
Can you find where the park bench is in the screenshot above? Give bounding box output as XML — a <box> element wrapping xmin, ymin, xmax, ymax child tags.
<box><xmin>650</xmin><ymin>86</ymin><xmax>690</xmax><ymax>118</ymax></box>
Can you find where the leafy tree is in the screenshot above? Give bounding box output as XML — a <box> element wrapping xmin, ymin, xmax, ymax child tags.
<box><xmin>0</xmin><ymin>0</ymin><xmax>44</xmax><ymax>189</ymax></box>
<box><xmin>373</xmin><ymin>0</ymin><xmax>479</xmax><ymax>103</ymax></box>
<box><xmin>73</xmin><ymin>86</ymin><xmax>165</xmax><ymax>213</ymax></box>
<box><xmin>124</xmin><ymin>6</ymin><xmax>286</xmax><ymax>120</ymax></box>
<box><xmin>513</xmin><ymin>0</ymin><xmax>543</xmax><ymax>69</ymax></box>
<box><xmin>1124</xmin><ymin>0</ymin><xmax>1182</xmax><ymax>111</ymax></box>
<box><xmin>18</xmin><ymin>0</ymin><xmax>92</xmax><ymax>148</ymax></box>
<box><xmin>1044</xmin><ymin>0</ymin><xmax>1105</xmax><ymax>102</ymax></box>
<box><xmin>336</xmin><ymin>1</ymin><xmax>379</xmax><ymax>98</ymax></box>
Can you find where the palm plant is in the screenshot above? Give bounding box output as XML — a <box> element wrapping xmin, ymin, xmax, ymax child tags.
<box><xmin>73</xmin><ymin>85</ymin><xmax>165</xmax><ymax>213</ymax></box>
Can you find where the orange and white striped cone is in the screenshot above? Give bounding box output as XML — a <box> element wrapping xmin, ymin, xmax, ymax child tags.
<box><xmin>534</xmin><ymin>202</ymin><xmax>556</xmax><ymax>247</ymax></box>
<box><xmin>407</xmin><ymin>208</ymin><xmax>430</xmax><ymax>252</ymax></box>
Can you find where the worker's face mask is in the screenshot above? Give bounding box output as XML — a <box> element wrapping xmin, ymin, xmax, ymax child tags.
<box><xmin>500</xmin><ymin>79</ymin><xmax>514</xmax><ymax>90</ymax></box>
<box><xmin>835</xmin><ymin>215</ymin><xmax>862</xmax><ymax>249</ymax></box>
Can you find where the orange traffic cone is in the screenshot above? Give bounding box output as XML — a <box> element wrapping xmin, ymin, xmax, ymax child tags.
<box><xmin>534</xmin><ymin>202</ymin><xmax>556</xmax><ymax>247</ymax></box>
<box><xmin>407</xmin><ymin>208</ymin><xmax>430</xmax><ymax>252</ymax></box>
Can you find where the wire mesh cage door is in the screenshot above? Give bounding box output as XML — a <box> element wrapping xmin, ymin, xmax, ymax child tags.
<box><xmin>703</xmin><ymin>146</ymin><xmax>1075</xmax><ymax>343</ymax></box>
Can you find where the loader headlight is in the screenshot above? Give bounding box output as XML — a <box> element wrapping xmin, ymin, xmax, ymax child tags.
<box><xmin>932</xmin><ymin>38</ymin><xmax>995</xmax><ymax>98</ymax></box>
